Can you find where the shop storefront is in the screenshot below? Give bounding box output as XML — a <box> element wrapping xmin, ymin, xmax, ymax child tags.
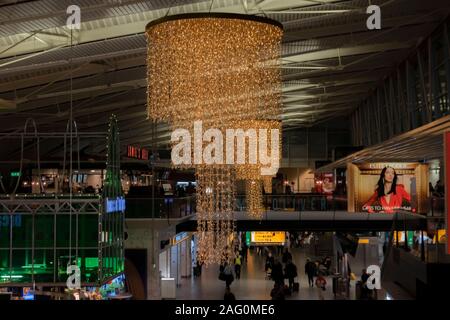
<box><xmin>159</xmin><ymin>232</ymin><xmax>193</xmax><ymax>282</ymax></box>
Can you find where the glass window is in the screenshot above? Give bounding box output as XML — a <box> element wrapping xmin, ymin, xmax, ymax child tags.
<box><xmin>56</xmin><ymin>249</ymin><xmax>70</xmax><ymax>282</ymax></box>
<box><xmin>77</xmin><ymin>249</ymin><xmax>99</xmax><ymax>283</ymax></box>
<box><xmin>11</xmin><ymin>249</ymin><xmax>32</xmax><ymax>283</ymax></box>
<box><xmin>35</xmin><ymin>215</ymin><xmax>54</xmax><ymax>248</ymax></box>
<box><xmin>56</xmin><ymin>215</ymin><xmax>76</xmax><ymax>248</ymax></box>
<box><xmin>0</xmin><ymin>215</ymin><xmax>10</xmax><ymax>248</ymax></box>
<box><xmin>33</xmin><ymin>249</ymin><xmax>54</xmax><ymax>283</ymax></box>
<box><xmin>0</xmin><ymin>249</ymin><xmax>10</xmax><ymax>282</ymax></box>
<box><xmin>78</xmin><ymin>214</ymin><xmax>99</xmax><ymax>247</ymax></box>
<box><xmin>12</xmin><ymin>215</ymin><xmax>32</xmax><ymax>248</ymax></box>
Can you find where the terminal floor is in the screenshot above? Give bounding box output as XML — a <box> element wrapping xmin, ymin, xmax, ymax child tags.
<box><xmin>176</xmin><ymin>248</ymin><xmax>414</xmax><ymax>300</ymax></box>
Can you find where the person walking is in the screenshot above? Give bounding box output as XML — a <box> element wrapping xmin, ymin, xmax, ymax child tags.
<box><xmin>323</xmin><ymin>256</ymin><xmax>332</xmax><ymax>275</ymax></box>
<box><xmin>271</xmin><ymin>259</ymin><xmax>284</xmax><ymax>286</ymax></box>
<box><xmin>219</xmin><ymin>262</ymin><xmax>235</xmax><ymax>289</ymax></box>
<box><xmin>265</xmin><ymin>252</ymin><xmax>275</xmax><ymax>272</ymax></box>
<box><xmin>305</xmin><ymin>258</ymin><xmax>316</xmax><ymax>287</ymax></box>
<box><xmin>240</xmin><ymin>245</ymin><xmax>247</xmax><ymax>264</ymax></box>
<box><xmin>195</xmin><ymin>258</ymin><xmax>203</xmax><ymax>277</ymax></box>
<box><xmin>224</xmin><ymin>287</ymin><xmax>236</xmax><ymax>301</ymax></box>
<box><xmin>361</xmin><ymin>269</ymin><xmax>373</xmax><ymax>300</ymax></box>
<box><xmin>270</xmin><ymin>283</ymin><xmax>285</xmax><ymax>300</ymax></box>
<box><xmin>234</xmin><ymin>254</ymin><xmax>242</xmax><ymax>280</ymax></box>
<box><xmin>282</xmin><ymin>248</ymin><xmax>292</xmax><ymax>265</ymax></box>
<box><xmin>284</xmin><ymin>259</ymin><xmax>298</xmax><ymax>291</ymax></box>
<box><xmin>315</xmin><ymin>273</ymin><xmax>327</xmax><ymax>300</ymax></box>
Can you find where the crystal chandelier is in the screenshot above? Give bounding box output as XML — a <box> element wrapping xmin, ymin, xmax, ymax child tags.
<box><xmin>146</xmin><ymin>13</ymin><xmax>283</xmax><ymax>265</ymax></box>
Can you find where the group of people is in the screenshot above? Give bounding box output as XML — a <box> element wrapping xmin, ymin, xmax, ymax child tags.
<box><xmin>175</xmin><ymin>182</ymin><xmax>196</xmax><ymax>197</ymax></box>
<box><xmin>265</xmin><ymin>249</ymin><xmax>298</xmax><ymax>300</ymax></box>
<box><xmin>430</xmin><ymin>180</ymin><xmax>445</xmax><ymax>197</ymax></box>
<box><xmin>217</xmin><ymin>246</ymin><xmax>248</xmax><ymax>300</ymax></box>
<box><xmin>265</xmin><ymin>248</ymin><xmax>298</xmax><ymax>300</ymax></box>
<box><xmin>265</xmin><ymin>249</ymin><xmax>332</xmax><ymax>300</ymax></box>
<box><xmin>304</xmin><ymin>258</ymin><xmax>328</xmax><ymax>300</ymax></box>
<box><xmin>286</xmin><ymin>232</ymin><xmax>315</xmax><ymax>249</ymax></box>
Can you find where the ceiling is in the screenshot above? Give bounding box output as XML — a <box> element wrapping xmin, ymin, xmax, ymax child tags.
<box><xmin>0</xmin><ymin>0</ymin><xmax>449</xmax><ymax>159</ymax></box>
<box><xmin>316</xmin><ymin>114</ymin><xmax>450</xmax><ymax>173</ymax></box>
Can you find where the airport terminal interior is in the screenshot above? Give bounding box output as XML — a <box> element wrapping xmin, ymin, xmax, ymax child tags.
<box><xmin>0</xmin><ymin>0</ymin><xmax>450</xmax><ymax>301</ymax></box>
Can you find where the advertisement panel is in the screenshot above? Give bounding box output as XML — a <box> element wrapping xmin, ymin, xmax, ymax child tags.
<box><xmin>314</xmin><ymin>173</ymin><xmax>335</xmax><ymax>194</ymax></box>
<box><xmin>347</xmin><ymin>162</ymin><xmax>428</xmax><ymax>214</ymax></box>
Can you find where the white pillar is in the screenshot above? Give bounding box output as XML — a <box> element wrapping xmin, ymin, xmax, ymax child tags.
<box><xmin>180</xmin><ymin>239</ymin><xmax>192</xmax><ymax>278</ymax></box>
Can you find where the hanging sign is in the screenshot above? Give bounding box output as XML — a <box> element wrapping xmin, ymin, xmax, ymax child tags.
<box><xmin>127</xmin><ymin>145</ymin><xmax>149</xmax><ymax>160</ymax></box>
<box><xmin>105</xmin><ymin>197</ymin><xmax>126</xmax><ymax>213</ymax></box>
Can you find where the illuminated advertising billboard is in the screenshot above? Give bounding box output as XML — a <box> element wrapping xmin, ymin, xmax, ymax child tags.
<box><xmin>347</xmin><ymin>162</ymin><xmax>428</xmax><ymax>214</ymax></box>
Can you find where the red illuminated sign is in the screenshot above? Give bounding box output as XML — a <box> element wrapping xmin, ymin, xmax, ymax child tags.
<box><xmin>127</xmin><ymin>145</ymin><xmax>149</xmax><ymax>160</ymax></box>
<box><xmin>444</xmin><ymin>133</ymin><xmax>450</xmax><ymax>254</ymax></box>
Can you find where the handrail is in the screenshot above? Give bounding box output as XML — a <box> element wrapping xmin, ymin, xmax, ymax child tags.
<box><xmin>381</xmin><ymin>212</ymin><xmax>398</xmax><ymax>280</ymax></box>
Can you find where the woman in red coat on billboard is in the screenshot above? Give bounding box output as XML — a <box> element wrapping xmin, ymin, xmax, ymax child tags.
<box><xmin>363</xmin><ymin>166</ymin><xmax>412</xmax><ymax>214</ymax></box>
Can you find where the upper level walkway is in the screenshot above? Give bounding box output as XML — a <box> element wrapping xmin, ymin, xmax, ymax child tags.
<box><xmin>176</xmin><ymin>211</ymin><xmax>426</xmax><ymax>233</ymax></box>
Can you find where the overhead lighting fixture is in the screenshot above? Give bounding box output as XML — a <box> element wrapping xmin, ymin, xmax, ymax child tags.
<box><xmin>146</xmin><ymin>13</ymin><xmax>283</xmax><ymax>265</ymax></box>
<box><xmin>265</xmin><ymin>10</ymin><xmax>352</xmax><ymax>14</ymax></box>
<box><xmin>146</xmin><ymin>13</ymin><xmax>283</xmax><ymax>128</ymax></box>
<box><xmin>280</xmin><ymin>65</ymin><xmax>330</xmax><ymax>70</ymax></box>
<box><xmin>283</xmin><ymin>94</ymin><xmax>316</xmax><ymax>98</ymax></box>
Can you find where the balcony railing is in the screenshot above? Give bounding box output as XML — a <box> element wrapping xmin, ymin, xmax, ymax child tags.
<box><xmin>235</xmin><ymin>194</ymin><xmax>344</xmax><ymax>211</ymax></box>
<box><xmin>125</xmin><ymin>196</ymin><xmax>196</xmax><ymax>219</ymax></box>
<box><xmin>125</xmin><ymin>194</ymin><xmax>346</xmax><ymax>219</ymax></box>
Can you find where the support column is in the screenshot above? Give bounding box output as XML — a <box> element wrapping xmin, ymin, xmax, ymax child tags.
<box><xmin>180</xmin><ymin>239</ymin><xmax>192</xmax><ymax>278</ymax></box>
<box><xmin>147</xmin><ymin>232</ymin><xmax>161</xmax><ymax>300</ymax></box>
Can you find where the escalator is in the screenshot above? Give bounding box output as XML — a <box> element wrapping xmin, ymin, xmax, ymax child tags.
<box><xmin>381</xmin><ymin>212</ymin><xmax>449</xmax><ymax>299</ymax></box>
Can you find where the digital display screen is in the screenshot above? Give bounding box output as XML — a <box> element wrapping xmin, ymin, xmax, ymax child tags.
<box><xmin>99</xmin><ymin>273</ymin><xmax>126</xmax><ymax>298</ymax></box>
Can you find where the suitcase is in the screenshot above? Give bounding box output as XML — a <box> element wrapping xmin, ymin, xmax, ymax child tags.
<box><xmin>193</xmin><ymin>266</ymin><xmax>201</xmax><ymax>277</ymax></box>
<box><xmin>293</xmin><ymin>282</ymin><xmax>299</xmax><ymax>292</ymax></box>
<box><xmin>355</xmin><ymin>281</ymin><xmax>362</xmax><ymax>300</ymax></box>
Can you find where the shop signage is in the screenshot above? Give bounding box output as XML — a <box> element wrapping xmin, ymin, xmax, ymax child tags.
<box><xmin>105</xmin><ymin>197</ymin><xmax>125</xmax><ymax>213</ymax></box>
<box><xmin>127</xmin><ymin>145</ymin><xmax>149</xmax><ymax>160</ymax></box>
<box><xmin>173</xmin><ymin>232</ymin><xmax>189</xmax><ymax>245</ymax></box>
<box><xmin>357</xmin><ymin>162</ymin><xmax>417</xmax><ymax>174</ymax></box>
<box><xmin>444</xmin><ymin>132</ymin><xmax>450</xmax><ymax>254</ymax></box>
<box><xmin>0</xmin><ymin>215</ymin><xmax>22</xmax><ymax>227</ymax></box>
<box><xmin>363</xmin><ymin>163</ymin><xmax>418</xmax><ymax>170</ymax></box>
